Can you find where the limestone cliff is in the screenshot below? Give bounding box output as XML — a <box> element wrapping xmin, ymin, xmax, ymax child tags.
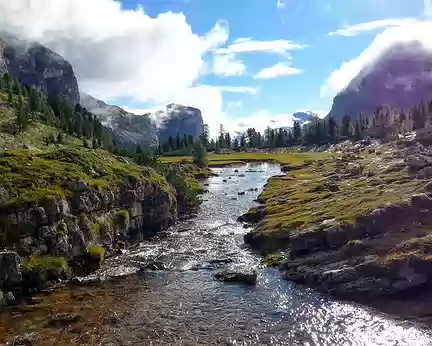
<box><xmin>0</xmin><ymin>34</ymin><xmax>80</xmax><ymax>104</ymax></box>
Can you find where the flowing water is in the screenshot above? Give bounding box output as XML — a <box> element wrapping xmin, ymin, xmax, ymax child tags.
<box><xmin>2</xmin><ymin>163</ymin><xmax>432</xmax><ymax>345</ymax></box>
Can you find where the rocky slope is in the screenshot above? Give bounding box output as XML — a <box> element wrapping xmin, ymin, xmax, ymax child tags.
<box><xmin>0</xmin><ymin>34</ymin><xmax>79</xmax><ymax>104</ymax></box>
<box><xmin>80</xmin><ymin>93</ymin><xmax>158</xmax><ymax>148</ymax></box>
<box><xmin>242</xmin><ymin>134</ymin><xmax>432</xmax><ymax>310</ymax></box>
<box><xmin>159</xmin><ymin>104</ymin><xmax>204</xmax><ymax>144</ymax></box>
<box><xmin>328</xmin><ymin>42</ymin><xmax>432</xmax><ymax>120</ymax></box>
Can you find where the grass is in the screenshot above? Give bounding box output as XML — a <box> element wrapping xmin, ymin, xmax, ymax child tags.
<box><xmin>247</xmin><ymin>143</ymin><xmax>425</xmax><ymax>250</ymax></box>
<box><xmin>22</xmin><ymin>255</ymin><xmax>69</xmax><ymax>275</ymax></box>
<box><xmin>161</xmin><ymin>152</ymin><xmax>332</xmax><ymax>167</ymax></box>
<box><xmin>87</xmin><ymin>245</ymin><xmax>105</xmax><ymax>262</ymax></box>
<box><xmin>0</xmin><ymin>148</ymin><xmax>174</xmax><ymax>208</ymax></box>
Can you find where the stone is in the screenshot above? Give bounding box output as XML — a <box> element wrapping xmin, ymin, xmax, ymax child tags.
<box><xmin>0</xmin><ymin>252</ymin><xmax>22</xmax><ymax>290</ymax></box>
<box><xmin>406</xmin><ymin>155</ymin><xmax>432</xmax><ymax>169</ymax></box>
<box><xmin>8</xmin><ymin>332</ymin><xmax>40</xmax><ymax>346</ymax></box>
<box><xmin>417</xmin><ymin>166</ymin><xmax>432</xmax><ymax>179</ymax></box>
<box><xmin>65</xmin><ymin>180</ymin><xmax>89</xmax><ymax>193</ymax></box>
<box><xmin>209</xmin><ymin>258</ymin><xmax>233</xmax><ymax>265</ymax></box>
<box><xmin>215</xmin><ymin>269</ymin><xmax>257</xmax><ymax>285</ymax></box>
<box><xmin>411</xmin><ymin>193</ymin><xmax>432</xmax><ymax>209</ymax></box>
<box><xmin>238</xmin><ymin>191</ymin><xmax>246</xmax><ymax>196</ymax></box>
<box><xmin>48</xmin><ymin>313</ymin><xmax>82</xmax><ymax>327</ymax></box>
<box><xmin>147</xmin><ymin>261</ymin><xmax>166</xmax><ymax>271</ymax></box>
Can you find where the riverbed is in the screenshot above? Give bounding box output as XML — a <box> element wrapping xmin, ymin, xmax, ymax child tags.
<box><xmin>2</xmin><ymin>163</ymin><xmax>432</xmax><ymax>345</ymax></box>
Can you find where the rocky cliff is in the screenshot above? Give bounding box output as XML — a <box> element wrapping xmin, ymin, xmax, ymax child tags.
<box><xmin>0</xmin><ymin>34</ymin><xmax>80</xmax><ymax>105</ymax></box>
<box><xmin>159</xmin><ymin>104</ymin><xmax>204</xmax><ymax>144</ymax></box>
<box><xmin>328</xmin><ymin>42</ymin><xmax>432</xmax><ymax>120</ymax></box>
<box><xmin>80</xmin><ymin>93</ymin><xmax>158</xmax><ymax>148</ymax></box>
<box><xmin>0</xmin><ymin>148</ymin><xmax>207</xmax><ymax>305</ymax></box>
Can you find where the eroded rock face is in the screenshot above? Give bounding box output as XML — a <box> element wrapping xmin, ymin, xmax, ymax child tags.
<box><xmin>158</xmin><ymin>104</ymin><xmax>204</xmax><ymax>145</ymax></box>
<box><xmin>0</xmin><ymin>34</ymin><xmax>79</xmax><ymax>104</ymax></box>
<box><xmin>328</xmin><ymin>42</ymin><xmax>432</xmax><ymax>120</ymax></box>
<box><xmin>0</xmin><ymin>252</ymin><xmax>22</xmax><ymax>290</ymax></box>
<box><xmin>80</xmin><ymin>92</ymin><xmax>158</xmax><ymax>148</ymax></box>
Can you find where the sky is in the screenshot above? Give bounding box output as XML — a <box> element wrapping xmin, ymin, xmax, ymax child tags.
<box><xmin>0</xmin><ymin>0</ymin><xmax>432</xmax><ymax>136</ymax></box>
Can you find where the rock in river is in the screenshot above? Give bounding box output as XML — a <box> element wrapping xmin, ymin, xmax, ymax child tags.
<box><xmin>215</xmin><ymin>269</ymin><xmax>257</xmax><ymax>285</ymax></box>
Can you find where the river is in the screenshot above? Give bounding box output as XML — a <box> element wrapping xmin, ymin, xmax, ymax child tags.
<box><xmin>2</xmin><ymin>163</ymin><xmax>432</xmax><ymax>345</ymax></box>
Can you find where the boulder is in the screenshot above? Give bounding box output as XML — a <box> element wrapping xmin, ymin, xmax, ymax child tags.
<box><xmin>8</xmin><ymin>332</ymin><xmax>40</xmax><ymax>346</ymax></box>
<box><xmin>417</xmin><ymin>167</ymin><xmax>432</xmax><ymax>179</ymax></box>
<box><xmin>215</xmin><ymin>269</ymin><xmax>257</xmax><ymax>285</ymax></box>
<box><xmin>411</xmin><ymin>193</ymin><xmax>432</xmax><ymax>209</ymax></box>
<box><xmin>0</xmin><ymin>252</ymin><xmax>22</xmax><ymax>290</ymax></box>
<box><xmin>406</xmin><ymin>155</ymin><xmax>432</xmax><ymax>169</ymax></box>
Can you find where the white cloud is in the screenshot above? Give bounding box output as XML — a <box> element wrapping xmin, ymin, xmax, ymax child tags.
<box><xmin>254</xmin><ymin>62</ymin><xmax>303</xmax><ymax>79</ymax></box>
<box><xmin>216</xmin><ymin>86</ymin><xmax>259</xmax><ymax>95</ymax></box>
<box><xmin>0</xmin><ymin>0</ymin><xmax>228</xmax><ymax>104</ymax></box>
<box><xmin>276</xmin><ymin>0</ymin><xmax>287</xmax><ymax>9</ymax></box>
<box><xmin>227</xmin><ymin>110</ymin><xmax>297</xmax><ymax>134</ymax></box>
<box><xmin>202</xmin><ymin>20</ymin><xmax>229</xmax><ymax>52</ymax></box>
<box><xmin>212</xmin><ymin>53</ymin><xmax>246</xmax><ymax>76</ymax></box>
<box><xmin>216</xmin><ymin>38</ymin><xmax>306</xmax><ymax>56</ymax></box>
<box><xmin>328</xmin><ymin>18</ymin><xmax>418</xmax><ymax>37</ymax></box>
<box><xmin>321</xmin><ymin>21</ymin><xmax>432</xmax><ymax>99</ymax></box>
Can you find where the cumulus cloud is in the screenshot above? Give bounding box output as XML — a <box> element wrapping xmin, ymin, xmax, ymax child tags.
<box><xmin>216</xmin><ymin>38</ymin><xmax>306</xmax><ymax>56</ymax></box>
<box><xmin>228</xmin><ymin>110</ymin><xmax>297</xmax><ymax>133</ymax></box>
<box><xmin>254</xmin><ymin>62</ymin><xmax>303</xmax><ymax>79</ymax></box>
<box><xmin>0</xmin><ymin>0</ymin><xmax>241</xmax><ymax>136</ymax></box>
<box><xmin>328</xmin><ymin>18</ymin><xmax>418</xmax><ymax>37</ymax></box>
<box><xmin>0</xmin><ymin>0</ymin><xmax>217</xmax><ymax>103</ymax></box>
<box><xmin>212</xmin><ymin>53</ymin><xmax>246</xmax><ymax>76</ymax></box>
<box><xmin>321</xmin><ymin>21</ymin><xmax>432</xmax><ymax>99</ymax></box>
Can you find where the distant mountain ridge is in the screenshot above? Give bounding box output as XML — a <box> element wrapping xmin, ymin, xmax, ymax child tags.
<box><xmin>80</xmin><ymin>92</ymin><xmax>158</xmax><ymax>148</ymax></box>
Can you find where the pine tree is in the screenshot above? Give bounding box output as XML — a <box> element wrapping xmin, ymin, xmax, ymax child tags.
<box><xmin>136</xmin><ymin>144</ymin><xmax>143</xmax><ymax>154</ymax></box>
<box><xmin>92</xmin><ymin>137</ymin><xmax>98</xmax><ymax>149</ymax></box>
<box><xmin>192</xmin><ymin>140</ymin><xmax>207</xmax><ymax>167</ymax></box>
<box><xmin>176</xmin><ymin>131</ymin><xmax>181</xmax><ymax>150</ymax></box>
<box><xmin>57</xmin><ymin>132</ymin><xmax>65</xmax><ymax>144</ymax></box>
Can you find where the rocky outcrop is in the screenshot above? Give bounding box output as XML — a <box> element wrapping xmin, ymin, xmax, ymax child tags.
<box><xmin>0</xmin><ymin>34</ymin><xmax>79</xmax><ymax>104</ymax></box>
<box><xmin>158</xmin><ymin>104</ymin><xmax>203</xmax><ymax>145</ymax></box>
<box><xmin>328</xmin><ymin>42</ymin><xmax>432</xmax><ymax>120</ymax></box>
<box><xmin>0</xmin><ymin>175</ymin><xmax>177</xmax><ymax>302</ymax></box>
<box><xmin>80</xmin><ymin>93</ymin><xmax>158</xmax><ymax>148</ymax></box>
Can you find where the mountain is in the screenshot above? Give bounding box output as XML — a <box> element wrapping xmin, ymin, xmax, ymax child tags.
<box><xmin>292</xmin><ymin>111</ymin><xmax>318</xmax><ymax>123</ymax></box>
<box><xmin>328</xmin><ymin>41</ymin><xmax>432</xmax><ymax>120</ymax></box>
<box><xmin>80</xmin><ymin>93</ymin><xmax>158</xmax><ymax>148</ymax></box>
<box><xmin>0</xmin><ymin>33</ymin><xmax>79</xmax><ymax>104</ymax></box>
<box><xmin>158</xmin><ymin>104</ymin><xmax>204</xmax><ymax>144</ymax></box>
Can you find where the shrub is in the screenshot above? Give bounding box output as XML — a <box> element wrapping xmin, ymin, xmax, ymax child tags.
<box><xmin>87</xmin><ymin>245</ymin><xmax>105</xmax><ymax>262</ymax></box>
<box><xmin>22</xmin><ymin>255</ymin><xmax>69</xmax><ymax>275</ymax></box>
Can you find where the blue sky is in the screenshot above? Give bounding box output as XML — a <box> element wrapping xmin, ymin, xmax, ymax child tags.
<box><xmin>1</xmin><ymin>0</ymin><xmax>431</xmax><ymax>135</ymax></box>
<box><xmin>119</xmin><ymin>0</ymin><xmax>430</xmax><ymax>132</ymax></box>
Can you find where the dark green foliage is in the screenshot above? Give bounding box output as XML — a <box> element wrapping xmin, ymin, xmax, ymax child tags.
<box><xmin>192</xmin><ymin>140</ymin><xmax>207</xmax><ymax>167</ymax></box>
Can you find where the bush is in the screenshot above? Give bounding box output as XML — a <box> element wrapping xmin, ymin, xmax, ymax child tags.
<box><xmin>22</xmin><ymin>255</ymin><xmax>69</xmax><ymax>275</ymax></box>
<box><xmin>87</xmin><ymin>245</ymin><xmax>105</xmax><ymax>262</ymax></box>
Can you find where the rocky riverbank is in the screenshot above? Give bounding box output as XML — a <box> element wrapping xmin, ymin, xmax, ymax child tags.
<box><xmin>242</xmin><ymin>133</ymin><xmax>432</xmax><ymax>317</ymax></box>
<box><xmin>0</xmin><ymin>148</ymin><xmax>209</xmax><ymax>309</ymax></box>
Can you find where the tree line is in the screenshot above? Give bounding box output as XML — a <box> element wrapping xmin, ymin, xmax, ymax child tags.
<box><xmin>0</xmin><ymin>72</ymin><xmax>113</xmax><ymax>150</ymax></box>
<box><xmin>173</xmin><ymin>101</ymin><xmax>432</xmax><ymax>153</ymax></box>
